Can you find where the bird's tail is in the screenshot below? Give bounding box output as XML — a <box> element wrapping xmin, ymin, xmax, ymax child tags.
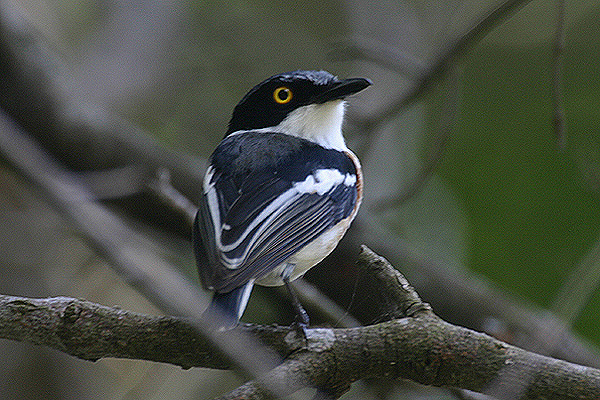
<box><xmin>203</xmin><ymin>281</ymin><xmax>255</xmax><ymax>330</ymax></box>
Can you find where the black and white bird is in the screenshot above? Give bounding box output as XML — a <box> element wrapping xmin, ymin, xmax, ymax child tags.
<box><xmin>193</xmin><ymin>70</ymin><xmax>371</xmax><ymax>329</ymax></box>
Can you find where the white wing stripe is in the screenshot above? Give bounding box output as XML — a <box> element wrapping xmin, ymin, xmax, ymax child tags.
<box><xmin>218</xmin><ymin>188</ymin><xmax>297</xmax><ymax>252</ymax></box>
<box><xmin>219</xmin><ymin>192</ymin><xmax>299</xmax><ymax>268</ymax></box>
<box><xmin>205</xmin><ymin>168</ymin><xmax>356</xmax><ymax>269</ymax></box>
<box><xmin>294</xmin><ymin>168</ymin><xmax>344</xmax><ymax>195</ymax></box>
<box><xmin>202</xmin><ymin>165</ymin><xmax>216</xmax><ymax>193</ymax></box>
<box><xmin>206</xmin><ymin>188</ymin><xmax>222</xmax><ymax>247</ymax></box>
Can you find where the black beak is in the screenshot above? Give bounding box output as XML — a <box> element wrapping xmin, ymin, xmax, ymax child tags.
<box><xmin>314</xmin><ymin>77</ymin><xmax>372</xmax><ymax>103</ymax></box>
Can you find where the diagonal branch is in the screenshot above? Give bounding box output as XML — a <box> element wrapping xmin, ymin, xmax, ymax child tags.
<box><xmin>351</xmin><ymin>215</ymin><xmax>600</xmax><ymax>369</ymax></box>
<box><xmin>0</xmin><ymin>110</ymin><xmax>291</xmax><ymax>399</ymax></box>
<box><xmin>372</xmin><ymin>63</ymin><xmax>462</xmax><ymax>210</ymax></box>
<box><xmin>344</xmin><ymin>0</ymin><xmax>535</xmax><ymax>126</ymax></box>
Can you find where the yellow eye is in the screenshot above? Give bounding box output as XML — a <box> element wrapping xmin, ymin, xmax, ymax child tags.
<box><xmin>273</xmin><ymin>86</ymin><xmax>292</xmax><ymax>104</ymax></box>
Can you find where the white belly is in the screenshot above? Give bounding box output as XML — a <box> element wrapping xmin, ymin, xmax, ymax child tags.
<box><xmin>254</xmin><ymin>217</ymin><xmax>351</xmax><ymax>286</ymax></box>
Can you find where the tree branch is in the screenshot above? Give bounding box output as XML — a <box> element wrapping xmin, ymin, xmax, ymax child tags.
<box><xmin>2</xmin><ymin>247</ymin><xmax>599</xmax><ymax>400</ymax></box>
<box><xmin>0</xmin><ymin>295</ymin><xmax>222</xmax><ymax>369</ymax></box>
<box><xmin>340</xmin><ymin>0</ymin><xmax>535</xmax><ymax>126</ymax></box>
<box><xmin>350</xmin><ymin>216</ymin><xmax>600</xmax><ymax>368</ymax></box>
<box><xmin>0</xmin><ymin>294</ymin><xmax>306</xmax><ymax>371</ymax></box>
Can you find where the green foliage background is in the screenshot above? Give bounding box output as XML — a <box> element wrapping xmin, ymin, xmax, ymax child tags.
<box><xmin>439</xmin><ymin>6</ymin><xmax>600</xmax><ymax>341</ymax></box>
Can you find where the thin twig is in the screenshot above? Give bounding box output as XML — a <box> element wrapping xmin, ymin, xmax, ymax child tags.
<box><xmin>76</xmin><ymin>165</ymin><xmax>149</xmax><ymax>199</ymax></box>
<box><xmin>329</xmin><ymin>35</ymin><xmax>427</xmax><ymax>79</ymax></box>
<box><xmin>148</xmin><ymin>167</ymin><xmax>199</xmax><ymax>229</ymax></box>
<box><xmin>552</xmin><ymin>0</ymin><xmax>567</xmax><ymax>150</ymax></box>
<box><xmin>355</xmin><ymin>0</ymin><xmax>534</xmax><ymax>127</ymax></box>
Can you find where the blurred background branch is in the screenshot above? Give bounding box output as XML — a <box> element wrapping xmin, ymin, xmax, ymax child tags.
<box><xmin>339</xmin><ymin>0</ymin><xmax>533</xmax><ymax>131</ymax></box>
<box><xmin>552</xmin><ymin>0</ymin><xmax>567</xmax><ymax>150</ymax></box>
<box><xmin>0</xmin><ymin>107</ymin><xmax>299</xmax><ymax>398</ymax></box>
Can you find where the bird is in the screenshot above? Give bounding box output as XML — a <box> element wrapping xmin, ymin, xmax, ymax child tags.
<box><xmin>193</xmin><ymin>70</ymin><xmax>371</xmax><ymax>329</ymax></box>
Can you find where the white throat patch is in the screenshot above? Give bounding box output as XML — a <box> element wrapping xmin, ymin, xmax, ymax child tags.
<box><xmin>274</xmin><ymin>100</ymin><xmax>347</xmax><ymax>150</ymax></box>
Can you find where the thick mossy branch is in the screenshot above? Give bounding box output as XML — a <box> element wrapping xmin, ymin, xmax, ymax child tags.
<box><xmin>0</xmin><ymin>295</ymin><xmax>299</xmax><ymax>370</ymax></box>
<box><xmin>0</xmin><ymin>295</ymin><xmax>221</xmax><ymax>369</ymax></box>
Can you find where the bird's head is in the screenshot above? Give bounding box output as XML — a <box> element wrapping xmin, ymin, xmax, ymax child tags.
<box><xmin>227</xmin><ymin>70</ymin><xmax>371</xmax><ymax>150</ymax></box>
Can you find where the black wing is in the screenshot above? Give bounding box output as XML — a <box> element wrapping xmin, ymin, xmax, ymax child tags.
<box><xmin>194</xmin><ymin>132</ymin><xmax>358</xmax><ymax>293</ymax></box>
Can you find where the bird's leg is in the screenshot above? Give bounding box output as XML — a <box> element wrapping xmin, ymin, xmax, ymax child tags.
<box><xmin>282</xmin><ymin>264</ymin><xmax>310</xmax><ymax>328</ymax></box>
<box><xmin>284</xmin><ymin>278</ymin><xmax>310</xmax><ymax>327</ymax></box>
